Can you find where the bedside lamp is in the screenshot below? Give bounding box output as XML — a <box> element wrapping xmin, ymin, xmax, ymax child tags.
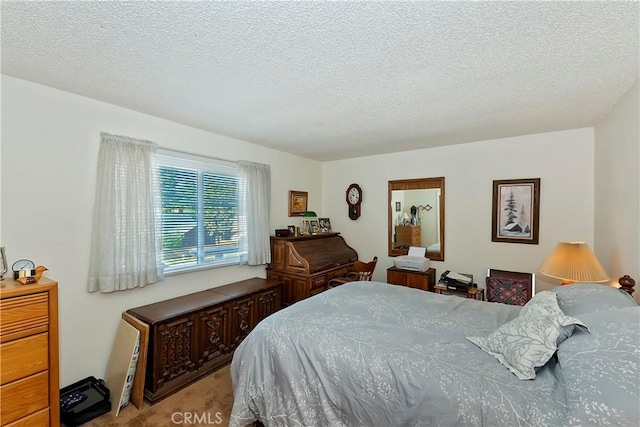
<box><xmin>537</xmin><ymin>241</ymin><xmax>609</xmax><ymax>285</ymax></box>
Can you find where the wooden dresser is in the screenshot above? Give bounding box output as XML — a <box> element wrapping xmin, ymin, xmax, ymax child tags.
<box><xmin>127</xmin><ymin>277</ymin><xmax>281</xmax><ymax>404</ymax></box>
<box><xmin>0</xmin><ymin>277</ymin><xmax>59</xmax><ymax>427</ymax></box>
<box><xmin>266</xmin><ymin>234</ymin><xmax>358</xmax><ymax>306</ymax></box>
<box><xmin>395</xmin><ymin>225</ymin><xmax>421</xmax><ymax>248</ymax></box>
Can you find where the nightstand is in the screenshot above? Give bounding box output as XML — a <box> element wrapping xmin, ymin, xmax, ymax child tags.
<box><xmin>387</xmin><ymin>266</ymin><xmax>435</xmax><ymax>292</ymax></box>
<box><xmin>434</xmin><ymin>283</ymin><xmax>485</xmax><ymax>300</ymax></box>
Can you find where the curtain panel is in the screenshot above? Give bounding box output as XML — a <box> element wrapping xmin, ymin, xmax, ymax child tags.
<box><xmin>87</xmin><ymin>133</ymin><xmax>163</xmax><ymax>293</ymax></box>
<box><xmin>239</xmin><ymin>161</ymin><xmax>271</xmax><ymax>265</ymax></box>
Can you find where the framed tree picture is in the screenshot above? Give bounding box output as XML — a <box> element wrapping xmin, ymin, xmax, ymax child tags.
<box><xmin>491</xmin><ymin>178</ymin><xmax>540</xmax><ymax>244</ymax></box>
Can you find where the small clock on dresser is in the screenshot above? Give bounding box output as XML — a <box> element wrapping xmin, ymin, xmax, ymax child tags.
<box><xmin>346</xmin><ymin>183</ymin><xmax>362</xmax><ymax>220</ymax></box>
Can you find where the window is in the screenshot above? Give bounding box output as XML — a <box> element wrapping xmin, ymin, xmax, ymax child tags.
<box><xmin>156</xmin><ymin>152</ymin><xmax>245</xmax><ymax>273</ymax></box>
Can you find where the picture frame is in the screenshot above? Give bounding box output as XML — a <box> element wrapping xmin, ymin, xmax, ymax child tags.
<box><xmin>318</xmin><ymin>218</ymin><xmax>332</xmax><ymax>234</ymax></box>
<box><xmin>492</xmin><ymin>178</ymin><xmax>540</xmax><ymax>244</ymax></box>
<box><xmin>395</xmin><ymin>202</ymin><xmax>401</xmax><ymax>212</ymax></box>
<box><xmin>301</xmin><ymin>220</ymin><xmax>311</xmax><ymax>235</ymax></box>
<box><xmin>287</xmin><ymin>225</ymin><xmax>296</xmax><ymax>235</ymax></box>
<box><xmin>288</xmin><ymin>190</ymin><xmax>308</xmax><ymax>217</ymax></box>
<box><xmin>309</xmin><ymin>220</ymin><xmax>319</xmax><ymax>235</ymax></box>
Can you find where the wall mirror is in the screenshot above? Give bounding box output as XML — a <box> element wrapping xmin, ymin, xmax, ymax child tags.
<box><xmin>388</xmin><ymin>177</ymin><xmax>445</xmax><ymax>261</ymax></box>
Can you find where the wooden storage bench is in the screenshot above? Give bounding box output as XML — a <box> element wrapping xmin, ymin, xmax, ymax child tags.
<box><xmin>126</xmin><ymin>277</ymin><xmax>282</xmax><ymax>404</ymax></box>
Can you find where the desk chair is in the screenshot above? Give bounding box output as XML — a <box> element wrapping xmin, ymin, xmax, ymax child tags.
<box><xmin>328</xmin><ymin>257</ymin><xmax>378</xmax><ymax>288</ymax></box>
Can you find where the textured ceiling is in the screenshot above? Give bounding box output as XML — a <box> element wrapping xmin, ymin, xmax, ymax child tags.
<box><xmin>2</xmin><ymin>1</ymin><xmax>638</xmax><ymax>161</ymax></box>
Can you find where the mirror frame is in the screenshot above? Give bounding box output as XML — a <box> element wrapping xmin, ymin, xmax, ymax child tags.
<box><xmin>388</xmin><ymin>177</ymin><xmax>445</xmax><ymax>261</ymax></box>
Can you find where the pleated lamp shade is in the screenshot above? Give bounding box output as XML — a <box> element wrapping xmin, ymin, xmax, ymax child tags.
<box><xmin>537</xmin><ymin>242</ymin><xmax>609</xmax><ymax>284</ymax></box>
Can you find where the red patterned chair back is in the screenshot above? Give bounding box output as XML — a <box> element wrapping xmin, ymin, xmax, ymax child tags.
<box><xmin>486</xmin><ymin>269</ymin><xmax>534</xmax><ymax>306</ymax></box>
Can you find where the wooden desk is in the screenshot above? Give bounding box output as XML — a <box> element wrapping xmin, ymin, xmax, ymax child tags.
<box><xmin>266</xmin><ymin>234</ymin><xmax>358</xmax><ymax>306</ymax></box>
<box><xmin>434</xmin><ymin>283</ymin><xmax>485</xmax><ymax>300</ymax></box>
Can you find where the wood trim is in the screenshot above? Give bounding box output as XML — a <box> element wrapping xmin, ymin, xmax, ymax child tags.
<box><xmin>47</xmin><ymin>284</ymin><xmax>60</xmax><ymax>426</ymax></box>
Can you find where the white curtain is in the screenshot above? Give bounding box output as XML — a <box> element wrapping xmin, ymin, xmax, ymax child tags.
<box><xmin>239</xmin><ymin>161</ymin><xmax>271</xmax><ymax>265</ymax></box>
<box><xmin>87</xmin><ymin>132</ymin><xmax>163</xmax><ymax>293</ymax></box>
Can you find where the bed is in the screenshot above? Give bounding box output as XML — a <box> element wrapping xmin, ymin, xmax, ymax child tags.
<box><xmin>230</xmin><ymin>281</ymin><xmax>639</xmax><ymax>427</ymax></box>
<box><xmin>426</xmin><ymin>242</ymin><xmax>440</xmax><ymax>253</ymax></box>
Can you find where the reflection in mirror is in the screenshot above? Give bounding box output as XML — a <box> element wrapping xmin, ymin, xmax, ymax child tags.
<box><xmin>388</xmin><ymin>177</ymin><xmax>445</xmax><ymax>261</ymax></box>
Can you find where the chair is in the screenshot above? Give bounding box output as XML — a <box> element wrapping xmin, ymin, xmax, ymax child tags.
<box><xmin>328</xmin><ymin>257</ymin><xmax>378</xmax><ymax>288</ymax></box>
<box><xmin>486</xmin><ymin>269</ymin><xmax>535</xmax><ymax>306</ymax></box>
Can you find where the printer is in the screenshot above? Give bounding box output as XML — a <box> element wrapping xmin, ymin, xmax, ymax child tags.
<box><xmin>393</xmin><ymin>246</ymin><xmax>430</xmax><ymax>272</ymax></box>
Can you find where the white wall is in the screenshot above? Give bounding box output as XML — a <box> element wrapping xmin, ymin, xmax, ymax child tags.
<box><xmin>323</xmin><ymin>128</ymin><xmax>596</xmax><ymax>292</ymax></box>
<box><xmin>594</xmin><ymin>78</ymin><xmax>640</xmax><ymax>302</ymax></box>
<box><xmin>0</xmin><ymin>75</ymin><xmax>322</xmax><ymax>387</ymax></box>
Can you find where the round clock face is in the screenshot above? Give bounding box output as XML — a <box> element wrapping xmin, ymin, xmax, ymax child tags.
<box><xmin>347</xmin><ymin>184</ymin><xmax>362</xmax><ymax>220</ymax></box>
<box><xmin>12</xmin><ymin>259</ymin><xmax>35</xmax><ymax>272</ymax></box>
<box><xmin>348</xmin><ymin>187</ymin><xmax>360</xmax><ymax>204</ymax></box>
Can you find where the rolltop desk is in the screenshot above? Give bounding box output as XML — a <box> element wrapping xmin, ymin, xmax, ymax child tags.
<box><xmin>266</xmin><ymin>233</ymin><xmax>358</xmax><ymax>306</ymax></box>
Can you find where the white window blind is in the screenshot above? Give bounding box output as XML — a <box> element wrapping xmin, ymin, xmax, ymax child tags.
<box><xmin>156</xmin><ymin>152</ymin><xmax>245</xmax><ymax>273</ymax></box>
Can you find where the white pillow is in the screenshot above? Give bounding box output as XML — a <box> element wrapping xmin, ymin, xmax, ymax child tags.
<box><xmin>520</xmin><ymin>291</ymin><xmax>564</xmax><ymax>317</ymax></box>
<box><xmin>520</xmin><ymin>291</ymin><xmax>579</xmax><ymax>342</ymax></box>
<box><xmin>467</xmin><ymin>292</ymin><xmax>589</xmax><ymax>380</ymax></box>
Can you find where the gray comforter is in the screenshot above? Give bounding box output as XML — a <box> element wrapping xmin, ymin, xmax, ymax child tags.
<box><xmin>230</xmin><ymin>282</ymin><xmax>571</xmax><ymax>426</ymax></box>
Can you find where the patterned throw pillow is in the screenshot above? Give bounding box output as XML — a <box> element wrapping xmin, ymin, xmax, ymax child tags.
<box><xmin>468</xmin><ymin>292</ymin><xmax>589</xmax><ymax>380</ymax></box>
<box><xmin>521</xmin><ymin>291</ymin><xmax>564</xmax><ymax>317</ymax></box>
<box><xmin>467</xmin><ymin>312</ymin><xmax>588</xmax><ymax>380</ymax></box>
<box><xmin>485</xmin><ymin>277</ymin><xmax>531</xmax><ymax>306</ymax></box>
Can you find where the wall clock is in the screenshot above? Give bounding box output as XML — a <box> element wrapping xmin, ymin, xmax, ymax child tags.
<box><xmin>346</xmin><ymin>183</ymin><xmax>362</xmax><ymax>220</ymax></box>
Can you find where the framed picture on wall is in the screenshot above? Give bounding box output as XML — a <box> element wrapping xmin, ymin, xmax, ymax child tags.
<box><xmin>491</xmin><ymin>178</ymin><xmax>540</xmax><ymax>244</ymax></box>
<box><xmin>289</xmin><ymin>190</ymin><xmax>308</xmax><ymax>216</ymax></box>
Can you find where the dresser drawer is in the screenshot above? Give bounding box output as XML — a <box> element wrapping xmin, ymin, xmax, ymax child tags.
<box><xmin>4</xmin><ymin>408</ymin><xmax>49</xmax><ymax>427</ymax></box>
<box><xmin>0</xmin><ymin>371</ymin><xmax>49</xmax><ymax>425</ymax></box>
<box><xmin>1</xmin><ymin>333</ymin><xmax>49</xmax><ymax>385</ymax></box>
<box><xmin>0</xmin><ymin>293</ymin><xmax>49</xmax><ymax>342</ymax></box>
